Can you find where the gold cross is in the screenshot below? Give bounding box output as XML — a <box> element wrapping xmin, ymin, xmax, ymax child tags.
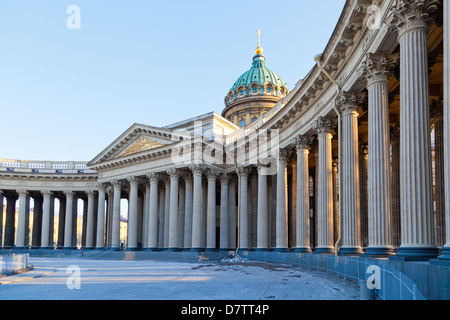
<box><xmin>257</xmin><ymin>29</ymin><xmax>261</xmax><ymax>47</ymax></box>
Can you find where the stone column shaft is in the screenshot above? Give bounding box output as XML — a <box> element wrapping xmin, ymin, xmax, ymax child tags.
<box><xmin>239</xmin><ymin>169</ymin><xmax>249</xmax><ymax>250</ymax></box>
<box><xmin>337</xmin><ymin>94</ymin><xmax>363</xmax><ymax>255</ymax></box>
<box><xmin>183</xmin><ymin>175</ymin><xmax>193</xmax><ymax>250</ymax></box>
<box><xmin>40</xmin><ymin>191</ymin><xmax>53</xmax><ymax>248</ymax></box>
<box><xmin>391</xmin><ymin>1</ymin><xmax>439</xmax><ymax>259</ymax></box>
<box><xmin>315</xmin><ymin>117</ymin><xmax>335</xmax><ymax>253</ymax></box>
<box><xmin>220</xmin><ymin>175</ymin><xmax>229</xmax><ymax>250</ymax></box>
<box><xmin>441</xmin><ymin>0</ymin><xmax>450</xmax><ymax>260</ymax></box>
<box><xmin>295</xmin><ymin>137</ymin><xmax>312</xmax><ymax>252</ymax></box>
<box><xmin>85</xmin><ymin>191</ymin><xmax>95</xmax><ymax>249</ymax></box>
<box><xmin>111</xmin><ymin>181</ymin><xmax>122</xmax><ymax>249</ymax></box>
<box><xmin>127</xmin><ymin>177</ymin><xmax>139</xmax><ymax>250</ymax></box>
<box><xmin>16</xmin><ymin>190</ymin><xmax>29</xmax><ymax>248</ymax></box>
<box><xmin>147</xmin><ymin>174</ymin><xmax>159</xmax><ymax>250</ymax></box>
<box><xmin>256</xmin><ymin>166</ymin><xmax>268</xmax><ymax>250</ymax></box>
<box><xmin>96</xmin><ymin>186</ymin><xmax>106</xmax><ymax>248</ymax></box>
<box><xmin>168</xmin><ymin>170</ymin><xmax>179</xmax><ymax>250</ymax></box>
<box><xmin>64</xmin><ymin>191</ymin><xmax>74</xmax><ymax>248</ymax></box>
<box><xmin>276</xmin><ymin>152</ymin><xmax>288</xmax><ymax>251</ymax></box>
<box><xmin>360</xmin><ymin>53</ymin><xmax>397</xmax><ymax>257</ymax></box>
<box><xmin>206</xmin><ymin>170</ymin><xmax>218</xmax><ymax>250</ymax></box>
<box><xmin>191</xmin><ymin>166</ymin><xmax>203</xmax><ymax>251</ymax></box>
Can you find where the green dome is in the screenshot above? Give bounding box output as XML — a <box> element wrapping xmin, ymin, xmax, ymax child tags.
<box><xmin>230</xmin><ymin>54</ymin><xmax>287</xmax><ymax>91</ymax></box>
<box><xmin>226</xmin><ymin>53</ymin><xmax>288</xmax><ymax>106</ymax></box>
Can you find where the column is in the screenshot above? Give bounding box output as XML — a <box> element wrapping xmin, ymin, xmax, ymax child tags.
<box><xmin>63</xmin><ymin>191</ymin><xmax>74</xmax><ymax>249</ymax></box>
<box><xmin>178</xmin><ymin>181</ymin><xmax>186</xmax><ymax>249</ymax></box>
<box><xmin>96</xmin><ymin>184</ymin><xmax>106</xmax><ymax>249</ymax></box>
<box><xmin>183</xmin><ymin>173</ymin><xmax>193</xmax><ymax>250</ymax></box>
<box><xmin>16</xmin><ymin>190</ymin><xmax>29</xmax><ymax>248</ymax></box>
<box><xmin>359</xmin><ymin>143</ymin><xmax>369</xmax><ymax>248</ymax></box>
<box><xmin>390</xmin><ymin>124</ymin><xmax>401</xmax><ymax>247</ymax></box>
<box><xmin>157</xmin><ymin>183</ymin><xmax>165</xmax><ymax>248</ymax></box>
<box><xmin>315</xmin><ymin>117</ymin><xmax>335</xmax><ymax>253</ymax></box>
<box><xmin>228</xmin><ymin>176</ymin><xmax>237</xmax><ymax>250</ymax></box>
<box><xmin>219</xmin><ymin>174</ymin><xmax>230</xmax><ymax>250</ymax></box>
<box><xmin>147</xmin><ymin>173</ymin><xmax>159</xmax><ymax>250</ymax></box>
<box><xmin>4</xmin><ymin>195</ymin><xmax>17</xmax><ymax>248</ymax></box>
<box><xmin>190</xmin><ymin>165</ymin><xmax>203</xmax><ymax>251</ymax></box>
<box><xmin>127</xmin><ymin>176</ymin><xmax>139</xmax><ymax>250</ymax></box>
<box><xmin>275</xmin><ymin>150</ymin><xmax>289</xmax><ymax>251</ymax></box>
<box><xmin>441</xmin><ymin>0</ymin><xmax>450</xmax><ymax>260</ymax></box>
<box><xmin>391</xmin><ymin>0</ymin><xmax>439</xmax><ymax>259</ymax></box>
<box><xmin>167</xmin><ymin>169</ymin><xmax>180</xmax><ymax>250</ymax></box>
<box><xmin>336</xmin><ymin>93</ymin><xmax>363</xmax><ymax>255</ymax></box>
<box><xmin>206</xmin><ymin>169</ymin><xmax>219</xmax><ymax>251</ymax></box>
<box><xmin>238</xmin><ymin>167</ymin><xmax>250</xmax><ymax>251</ymax></box>
<box><xmin>142</xmin><ymin>182</ymin><xmax>150</xmax><ymax>249</ymax></box>
<box><xmin>111</xmin><ymin>180</ymin><xmax>122</xmax><ymax>250</ymax></box>
<box><xmin>40</xmin><ymin>190</ymin><xmax>53</xmax><ymax>249</ymax></box>
<box><xmin>431</xmin><ymin>99</ymin><xmax>445</xmax><ymax>247</ymax></box>
<box><xmin>294</xmin><ymin>135</ymin><xmax>312</xmax><ymax>252</ymax></box>
<box><xmin>164</xmin><ymin>177</ymin><xmax>170</xmax><ymax>248</ymax></box>
<box><xmin>360</xmin><ymin>53</ymin><xmax>397</xmax><ymax>257</ymax></box>
<box><xmin>85</xmin><ymin>190</ymin><xmax>96</xmax><ymax>249</ymax></box>
<box><xmin>256</xmin><ymin>164</ymin><xmax>268</xmax><ymax>250</ymax></box>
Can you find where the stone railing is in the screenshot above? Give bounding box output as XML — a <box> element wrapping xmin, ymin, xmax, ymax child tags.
<box><xmin>0</xmin><ymin>159</ymin><xmax>96</xmax><ymax>174</ymax></box>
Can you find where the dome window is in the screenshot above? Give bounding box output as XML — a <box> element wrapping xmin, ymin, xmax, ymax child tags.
<box><xmin>266</xmin><ymin>87</ymin><xmax>272</xmax><ymax>93</ymax></box>
<box><xmin>240</xmin><ymin>90</ymin><xmax>245</xmax><ymax>96</ymax></box>
<box><xmin>252</xmin><ymin>87</ymin><xmax>258</xmax><ymax>93</ymax></box>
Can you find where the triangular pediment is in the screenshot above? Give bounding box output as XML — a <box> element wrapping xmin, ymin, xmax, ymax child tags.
<box><xmin>88</xmin><ymin>123</ymin><xmax>177</xmax><ymax>166</ymax></box>
<box><xmin>118</xmin><ymin>136</ymin><xmax>164</xmax><ymax>157</ymax></box>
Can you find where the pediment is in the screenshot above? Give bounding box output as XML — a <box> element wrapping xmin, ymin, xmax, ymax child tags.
<box><xmin>88</xmin><ymin>123</ymin><xmax>177</xmax><ymax>166</ymax></box>
<box><xmin>118</xmin><ymin>136</ymin><xmax>164</xmax><ymax>157</ymax></box>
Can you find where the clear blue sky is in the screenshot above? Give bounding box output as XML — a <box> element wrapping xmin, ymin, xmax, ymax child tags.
<box><xmin>0</xmin><ymin>0</ymin><xmax>346</xmax><ymax>162</ymax></box>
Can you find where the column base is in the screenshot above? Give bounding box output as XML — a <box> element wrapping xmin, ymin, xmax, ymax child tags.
<box><xmin>315</xmin><ymin>247</ymin><xmax>334</xmax><ymax>254</ymax></box>
<box><xmin>204</xmin><ymin>248</ymin><xmax>218</xmax><ymax>252</ymax></box>
<box><xmin>14</xmin><ymin>246</ymin><xmax>30</xmax><ymax>250</ymax></box>
<box><xmin>363</xmin><ymin>246</ymin><xmax>395</xmax><ymax>258</ymax></box>
<box><xmin>293</xmin><ymin>247</ymin><xmax>312</xmax><ymax>253</ymax></box>
<box><xmin>145</xmin><ymin>247</ymin><xmax>159</xmax><ymax>251</ymax></box>
<box><xmin>39</xmin><ymin>247</ymin><xmax>54</xmax><ymax>250</ymax></box>
<box><xmin>273</xmin><ymin>247</ymin><xmax>289</xmax><ymax>252</ymax></box>
<box><xmin>253</xmin><ymin>248</ymin><xmax>271</xmax><ymax>252</ymax></box>
<box><xmin>438</xmin><ymin>247</ymin><xmax>450</xmax><ymax>260</ymax></box>
<box><xmin>339</xmin><ymin>246</ymin><xmax>364</xmax><ymax>256</ymax></box>
<box><xmin>126</xmin><ymin>247</ymin><xmax>139</xmax><ymax>251</ymax></box>
<box><xmin>63</xmin><ymin>247</ymin><xmax>78</xmax><ymax>250</ymax></box>
<box><xmin>190</xmin><ymin>248</ymin><xmax>205</xmax><ymax>252</ymax></box>
<box><xmin>393</xmin><ymin>246</ymin><xmax>439</xmax><ymax>261</ymax></box>
<box><xmin>94</xmin><ymin>247</ymin><xmax>107</xmax><ymax>251</ymax></box>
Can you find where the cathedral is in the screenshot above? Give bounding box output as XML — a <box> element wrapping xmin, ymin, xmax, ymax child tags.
<box><xmin>1</xmin><ymin>0</ymin><xmax>450</xmax><ymax>271</ymax></box>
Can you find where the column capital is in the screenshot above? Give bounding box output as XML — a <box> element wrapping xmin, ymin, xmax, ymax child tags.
<box><xmin>389</xmin><ymin>0</ymin><xmax>440</xmax><ymax>36</ymax></box>
<box><xmin>314</xmin><ymin>116</ymin><xmax>336</xmax><ymax>136</ymax></box>
<box><xmin>167</xmin><ymin>168</ymin><xmax>180</xmax><ymax>179</ymax></box>
<box><xmin>277</xmin><ymin>149</ymin><xmax>289</xmax><ymax>161</ymax></box>
<box><xmin>16</xmin><ymin>189</ymin><xmax>29</xmax><ymax>197</ymax></box>
<box><xmin>359</xmin><ymin>53</ymin><xmax>399</xmax><ymax>85</ymax></box>
<box><xmin>336</xmin><ymin>92</ymin><xmax>365</xmax><ymax>115</ymax></box>
<box><xmin>220</xmin><ymin>173</ymin><xmax>230</xmax><ymax>184</ymax></box>
<box><xmin>63</xmin><ymin>190</ymin><xmax>74</xmax><ymax>198</ymax></box>
<box><xmin>206</xmin><ymin>169</ymin><xmax>220</xmax><ymax>181</ymax></box>
<box><xmin>295</xmin><ymin>135</ymin><xmax>313</xmax><ymax>150</ymax></box>
<box><xmin>96</xmin><ymin>183</ymin><xmax>107</xmax><ymax>191</ymax></box>
<box><xmin>238</xmin><ymin>166</ymin><xmax>251</xmax><ymax>178</ymax></box>
<box><xmin>111</xmin><ymin>179</ymin><xmax>122</xmax><ymax>188</ymax></box>
<box><xmin>189</xmin><ymin>164</ymin><xmax>205</xmax><ymax>175</ymax></box>
<box><xmin>127</xmin><ymin>176</ymin><xmax>139</xmax><ymax>187</ymax></box>
<box><xmin>85</xmin><ymin>190</ymin><xmax>96</xmax><ymax>198</ymax></box>
<box><xmin>146</xmin><ymin>172</ymin><xmax>160</xmax><ymax>183</ymax></box>
<box><xmin>41</xmin><ymin>190</ymin><xmax>52</xmax><ymax>198</ymax></box>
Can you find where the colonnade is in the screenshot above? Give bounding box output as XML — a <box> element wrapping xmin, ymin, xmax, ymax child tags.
<box><xmin>1</xmin><ymin>0</ymin><xmax>449</xmax><ymax>261</ymax></box>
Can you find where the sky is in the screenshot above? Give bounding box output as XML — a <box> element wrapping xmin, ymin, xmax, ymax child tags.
<box><xmin>0</xmin><ymin>0</ymin><xmax>346</xmax><ymax>162</ymax></box>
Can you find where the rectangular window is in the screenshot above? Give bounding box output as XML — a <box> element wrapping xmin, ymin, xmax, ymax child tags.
<box><xmin>239</xmin><ymin>120</ymin><xmax>246</xmax><ymax>127</ymax></box>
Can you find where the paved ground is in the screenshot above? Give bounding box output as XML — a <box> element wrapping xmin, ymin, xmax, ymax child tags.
<box><xmin>0</xmin><ymin>257</ymin><xmax>360</xmax><ymax>300</ymax></box>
